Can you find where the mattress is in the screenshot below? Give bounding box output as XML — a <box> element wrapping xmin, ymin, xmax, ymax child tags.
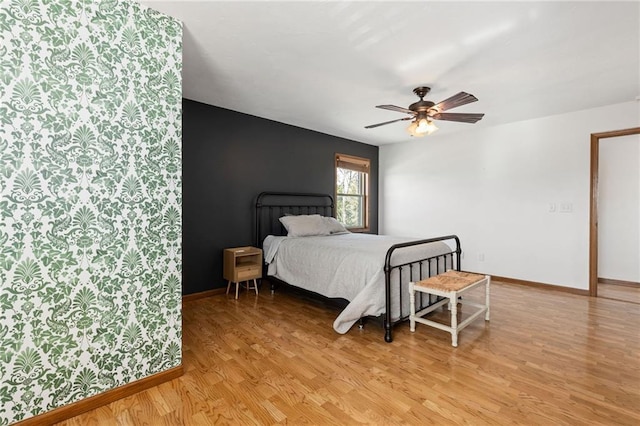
<box><xmin>263</xmin><ymin>233</ymin><xmax>451</xmax><ymax>334</ymax></box>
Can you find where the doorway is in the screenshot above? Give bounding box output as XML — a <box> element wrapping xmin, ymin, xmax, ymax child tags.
<box><xmin>589</xmin><ymin>127</ymin><xmax>640</xmax><ymax>300</ymax></box>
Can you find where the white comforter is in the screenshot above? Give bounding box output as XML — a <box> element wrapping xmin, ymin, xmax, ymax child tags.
<box><xmin>263</xmin><ymin>233</ymin><xmax>451</xmax><ymax>334</ymax></box>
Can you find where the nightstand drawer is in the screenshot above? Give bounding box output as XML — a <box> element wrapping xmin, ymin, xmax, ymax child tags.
<box><xmin>236</xmin><ymin>265</ymin><xmax>261</xmax><ymax>280</ymax></box>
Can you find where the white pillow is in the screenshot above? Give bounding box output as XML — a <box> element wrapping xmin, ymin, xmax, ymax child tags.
<box><xmin>324</xmin><ymin>217</ymin><xmax>349</xmax><ymax>234</ymax></box>
<box><xmin>279</xmin><ymin>214</ymin><xmax>329</xmax><ymax>237</ymax></box>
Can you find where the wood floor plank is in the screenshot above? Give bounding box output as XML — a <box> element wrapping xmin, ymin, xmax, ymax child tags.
<box><xmin>56</xmin><ymin>281</ymin><xmax>640</xmax><ymax>425</ymax></box>
<box><xmin>598</xmin><ymin>282</ymin><xmax>640</xmax><ymax>304</ymax></box>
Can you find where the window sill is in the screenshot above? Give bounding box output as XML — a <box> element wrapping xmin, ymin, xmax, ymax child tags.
<box><xmin>347</xmin><ymin>227</ymin><xmax>370</xmax><ymax>233</ymax></box>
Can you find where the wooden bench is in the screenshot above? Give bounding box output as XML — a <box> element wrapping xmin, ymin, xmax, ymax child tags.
<box><xmin>409</xmin><ymin>270</ymin><xmax>490</xmax><ymax>347</ymax></box>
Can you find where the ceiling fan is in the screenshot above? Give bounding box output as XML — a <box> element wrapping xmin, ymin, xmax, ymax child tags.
<box><xmin>365</xmin><ymin>87</ymin><xmax>484</xmax><ymax>137</ymax></box>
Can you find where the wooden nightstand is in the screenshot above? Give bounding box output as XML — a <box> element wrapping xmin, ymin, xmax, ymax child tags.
<box><xmin>223</xmin><ymin>246</ymin><xmax>262</xmax><ymax>299</ymax></box>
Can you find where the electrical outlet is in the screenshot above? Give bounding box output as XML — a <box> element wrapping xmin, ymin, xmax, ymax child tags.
<box><xmin>560</xmin><ymin>202</ymin><xmax>573</xmax><ymax>213</ymax></box>
<box><xmin>478</xmin><ymin>253</ymin><xmax>485</xmax><ymax>262</ymax></box>
<box><xmin>548</xmin><ymin>203</ymin><xmax>556</xmax><ymax>213</ymax></box>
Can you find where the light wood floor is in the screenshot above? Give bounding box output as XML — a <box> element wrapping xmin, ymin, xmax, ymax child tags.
<box><xmin>598</xmin><ymin>282</ymin><xmax>640</xmax><ymax>305</ymax></box>
<box><xmin>58</xmin><ymin>281</ymin><xmax>640</xmax><ymax>425</ymax></box>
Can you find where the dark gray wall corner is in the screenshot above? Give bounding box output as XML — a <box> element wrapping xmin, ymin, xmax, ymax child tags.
<box><xmin>183</xmin><ymin>99</ymin><xmax>379</xmax><ymax>295</ymax></box>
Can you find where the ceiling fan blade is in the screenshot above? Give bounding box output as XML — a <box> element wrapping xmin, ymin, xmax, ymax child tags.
<box><xmin>365</xmin><ymin>116</ymin><xmax>413</xmax><ymax>129</ymax></box>
<box><xmin>376</xmin><ymin>104</ymin><xmax>417</xmax><ymax>115</ymax></box>
<box><xmin>430</xmin><ymin>112</ymin><xmax>484</xmax><ymax>123</ymax></box>
<box><xmin>432</xmin><ymin>92</ymin><xmax>478</xmax><ymax>112</ymax></box>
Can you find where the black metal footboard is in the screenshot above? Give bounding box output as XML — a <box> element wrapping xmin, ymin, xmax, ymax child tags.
<box><xmin>383</xmin><ymin>235</ymin><xmax>461</xmax><ymax>342</ymax></box>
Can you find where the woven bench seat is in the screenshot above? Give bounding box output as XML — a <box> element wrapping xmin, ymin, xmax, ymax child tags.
<box><xmin>409</xmin><ymin>270</ymin><xmax>490</xmax><ymax>347</ymax></box>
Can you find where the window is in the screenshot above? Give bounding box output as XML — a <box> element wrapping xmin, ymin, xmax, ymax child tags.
<box><xmin>335</xmin><ymin>153</ymin><xmax>370</xmax><ymax>231</ymax></box>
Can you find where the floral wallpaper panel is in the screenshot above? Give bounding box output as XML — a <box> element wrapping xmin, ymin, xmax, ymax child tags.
<box><xmin>0</xmin><ymin>0</ymin><xmax>182</xmax><ymax>423</ymax></box>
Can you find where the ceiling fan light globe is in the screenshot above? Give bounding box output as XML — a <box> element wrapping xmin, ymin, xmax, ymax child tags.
<box><xmin>406</xmin><ymin>121</ymin><xmax>418</xmax><ymax>136</ymax></box>
<box><xmin>425</xmin><ymin>120</ymin><xmax>438</xmax><ymax>134</ymax></box>
<box><xmin>416</xmin><ymin>118</ymin><xmax>429</xmax><ymax>133</ymax></box>
<box><xmin>412</xmin><ymin>118</ymin><xmax>438</xmax><ymax>136</ymax></box>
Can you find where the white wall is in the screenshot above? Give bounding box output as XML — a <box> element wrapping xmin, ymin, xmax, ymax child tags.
<box><xmin>380</xmin><ymin>101</ymin><xmax>639</xmax><ymax>290</ymax></box>
<box><xmin>598</xmin><ymin>134</ymin><xmax>640</xmax><ymax>283</ymax></box>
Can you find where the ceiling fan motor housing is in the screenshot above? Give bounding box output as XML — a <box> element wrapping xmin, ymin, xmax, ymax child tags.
<box><xmin>410</xmin><ymin>87</ymin><xmax>436</xmax><ymax>114</ymax></box>
<box><xmin>409</xmin><ymin>100</ymin><xmax>436</xmax><ymax>113</ymax></box>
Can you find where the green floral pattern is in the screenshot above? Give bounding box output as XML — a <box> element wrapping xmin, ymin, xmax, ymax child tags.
<box><xmin>0</xmin><ymin>0</ymin><xmax>182</xmax><ymax>423</ymax></box>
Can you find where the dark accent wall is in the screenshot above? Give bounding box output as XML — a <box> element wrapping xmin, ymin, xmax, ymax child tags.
<box><xmin>183</xmin><ymin>99</ymin><xmax>379</xmax><ymax>295</ymax></box>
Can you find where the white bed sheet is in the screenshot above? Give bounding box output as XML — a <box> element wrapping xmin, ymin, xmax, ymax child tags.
<box><xmin>263</xmin><ymin>233</ymin><xmax>452</xmax><ymax>334</ymax></box>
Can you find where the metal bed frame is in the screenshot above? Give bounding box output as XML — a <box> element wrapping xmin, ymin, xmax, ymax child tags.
<box><xmin>255</xmin><ymin>191</ymin><xmax>462</xmax><ymax>342</ymax></box>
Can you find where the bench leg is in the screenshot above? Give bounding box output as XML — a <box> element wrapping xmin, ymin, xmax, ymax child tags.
<box><xmin>485</xmin><ymin>276</ymin><xmax>491</xmax><ymax>321</ymax></box>
<box><xmin>450</xmin><ymin>292</ymin><xmax>458</xmax><ymax>347</ymax></box>
<box><xmin>409</xmin><ymin>282</ymin><xmax>416</xmax><ymax>332</ymax></box>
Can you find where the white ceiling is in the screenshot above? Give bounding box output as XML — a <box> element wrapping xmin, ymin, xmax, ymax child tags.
<box><xmin>139</xmin><ymin>1</ymin><xmax>640</xmax><ymax>145</ymax></box>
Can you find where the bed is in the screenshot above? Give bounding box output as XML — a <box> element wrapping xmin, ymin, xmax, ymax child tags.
<box><xmin>255</xmin><ymin>191</ymin><xmax>462</xmax><ymax>342</ymax></box>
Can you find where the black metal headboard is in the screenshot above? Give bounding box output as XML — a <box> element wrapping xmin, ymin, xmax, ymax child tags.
<box><xmin>255</xmin><ymin>192</ymin><xmax>334</xmax><ymax>247</ymax></box>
